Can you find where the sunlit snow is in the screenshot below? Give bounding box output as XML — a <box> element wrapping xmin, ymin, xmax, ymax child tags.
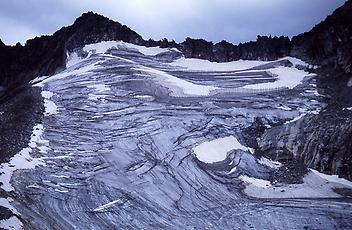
<box><xmin>134</xmin><ymin>66</ymin><xmax>217</xmax><ymax>96</ymax></box>
<box><xmin>193</xmin><ymin>136</ymin><xmax>252</xmax><ymax>163</ymax></box>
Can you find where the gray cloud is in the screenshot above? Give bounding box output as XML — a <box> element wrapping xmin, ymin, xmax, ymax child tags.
<box><xmin>0</xmin><ymin>0</ymin><xmax>346</xmax><ymax>45</ymax></box>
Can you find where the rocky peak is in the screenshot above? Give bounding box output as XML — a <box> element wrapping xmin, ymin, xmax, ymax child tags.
<box><xmin>213</xmin><ymin>40</ymin><xmax>237</xmax><ymax>62</ymax></box>
<box><xmin>180</xmin><ymin>38</ymin><xmax>215</xmax><ymax>60</ymax></box>
<box><xmin>55</xmin><ymin>11</ymin><xmax>144</xmax><ymax>50</ymax></box>
<box><xmin>73</xmin><ymin>11</ymin><xmax>113</xmax><ymax>26</ymax></box>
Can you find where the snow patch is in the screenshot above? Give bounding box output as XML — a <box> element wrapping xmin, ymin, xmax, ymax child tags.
<box><xmin>41</xmin><ymin>91</ymin><xmax>58</xmax><ymax>116</ymax></box>
<box><xmin>133</xmin><ymin>95</ymin><xmax>154</xmax><ymax>99</ymax></box>
<box><xmin>0</xmin><ymin>216</ymin><xmax>23</xmax><ymax>230</ymax></box>
<box><xmin>170</xmin><ymin>56</ymin><xmax>314</xmax><ymax>90</ymax></box>
<box><xmin>66</xmin><ymin>52</ymin><xmax>82</xmax><ymax>68</ymax></box>
<box><xmin>284</xmin><ymin>113</ymin><xmax>306</xmax><ymax>124</ymax></box>
<box><xmin>30</xmin><ymin>75</ymin><xmax>50</xmax><ymax>86</ymax></box>
<box><xmin>193</xmin><ymin>136</ymin><xmax>252</xmax><ymax>163</ymax></box>
<box><xmin>239</xmin><ymin>175</ymin><xmax>271</xmax><ymax>188</ymax></box>
<box><xmin>0</xmin><ymin>198</ymin><xmax>20</xmax><ymax>215</ymax></box>
<box><xmin>134</xmin><ymin>66</ymin><xmax>217</xmax><ymax>96</ymax></box>
<box><xmin>240</xmin><ymin>169</ymin><xmax>352</xmax><ymax>198</ymax></box>
<box><xmin>347</xmin><ymin>77</ymin><xmax>352</xmax><ymax>87</ymax></box>
<box><xmin>171</xmin><ymin>56</ymin><xmax>310</xmax><ymax>73</ymax></box>
<box><xmin>87</xmin><ymin>84</ymin><xmax>110</xmax><ymax>100</ymax></box>
<box><xmin>227</xmin><ymin>167</ymin><xmax>237</xmax><ymax>175</ymax></box>
<box><xmin>34</xmin><ymin>60</ymin><xmax>103</xmax><ymax>87</ymax></box>
<box><xmin>278</xmin><ymin>56</ymin><xmax>309</xmax><ymax>68</ymax></box>
<box><xmin>0</xmin><ymin>198</ymin><xmax>22</xmax><ymax>229</ymax></box>
<box><xmin>258</xmin><ymin>157</ymin><xmax>282</xmax><ymax>169</ymax></box>
<box><xmin>170</xmin><ymin>57</ymin><xmax>268</xmax><ymax>72</ymax></box>
<box><xmin>242</xmin><ymin>66</ymin><xmax>314</xmax><ymax>90</ymax></box>
<box><xmin>304</xmin><ymin>89</ymin><xmax>320</xmax><ymax>97</ymax></box>
<box><xmin>87</xmin><ymin>84</ymin><xmax>110</xmax><ymax>92</ymax></box>
<box><xmin>311</xmin><ymin>169</ymin><xmax>352</xmax><ymax>187</ymax></box>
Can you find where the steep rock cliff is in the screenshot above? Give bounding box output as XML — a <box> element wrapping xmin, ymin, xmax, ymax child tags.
<box><xmin>291</xmin><ymin>0</ymin><xmax>352</xmax><ymax>73</ymax></box>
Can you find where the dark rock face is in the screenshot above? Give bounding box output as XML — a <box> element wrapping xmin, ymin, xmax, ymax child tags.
<box><xmin>179</xmin><ymin>38</ymin><xmax>215</xmax><ymax>60</ymax></box>
<box><xmin>60</xmin><ymin>12</ymin><xmax>144</xmax><ymax>51</ymax></box>
<box><xmin>212</xmin><ymin>40</ymin><xmax>239</xmax><ymax>62</ymax></box>
<box><xmin>144</xmin><ymin>35</ymin><xmax>291</xmax><ymax>62</ymax></box>
<box><xmin>0</xmin><ymin>86</ymin><xmax>44</xmax><ymax>163</ymax></box>
<box><xmin>237</xmin><ymin>36</ymin><xmax>291</xmax><ymax>61</ymax></box>
<box><xmin>271</xmin><ymin>159</ymin><xmax>309</xmax><ymax>184</ymax></box>
<box><xmin>291</xmin><ymin>0</ymin><xmax>352</xmax><ymax>73</ymax></box>
<box><xmin>258</xmin><ymin>68</ymin><xmax>352</xmax><ymax>181</ymax></box>
<box><xmin>258</xmin><ymin>107</ymin><xmax>352</xmax><ymax>181</ymax></box>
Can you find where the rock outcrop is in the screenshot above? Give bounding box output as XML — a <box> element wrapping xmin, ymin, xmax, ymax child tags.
<box><xmin>258</xmin><ymin>107</ymin><xmax>352</xmax><ymax>181</ymax></box>
<box><xmin>291</xmin><ymin>0</ymin><xmax>352</xmax><ymax>73</ymax></box>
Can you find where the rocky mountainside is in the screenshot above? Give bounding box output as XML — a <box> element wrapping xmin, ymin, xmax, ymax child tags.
<box><xmin>291</xmin><ymin>0</ymin><xmax>352</xmax><ymax>73</ymax></box>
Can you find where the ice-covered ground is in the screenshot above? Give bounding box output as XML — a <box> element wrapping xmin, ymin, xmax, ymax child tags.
<box><xmin>0</xmin><ymin>124</ymin><xmax>48</xmax><ymax>229</ymax></box>
<box><xmin>2</xmin><ymin>41</ymin><xmax>350</xmax><ymax>229</ymax></box>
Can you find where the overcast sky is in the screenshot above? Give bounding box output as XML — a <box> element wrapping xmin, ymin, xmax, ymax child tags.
<box><xmin>0</xmin><ymin>0</ymin><xmax>346</xmax><ymax>45</ymax></box>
